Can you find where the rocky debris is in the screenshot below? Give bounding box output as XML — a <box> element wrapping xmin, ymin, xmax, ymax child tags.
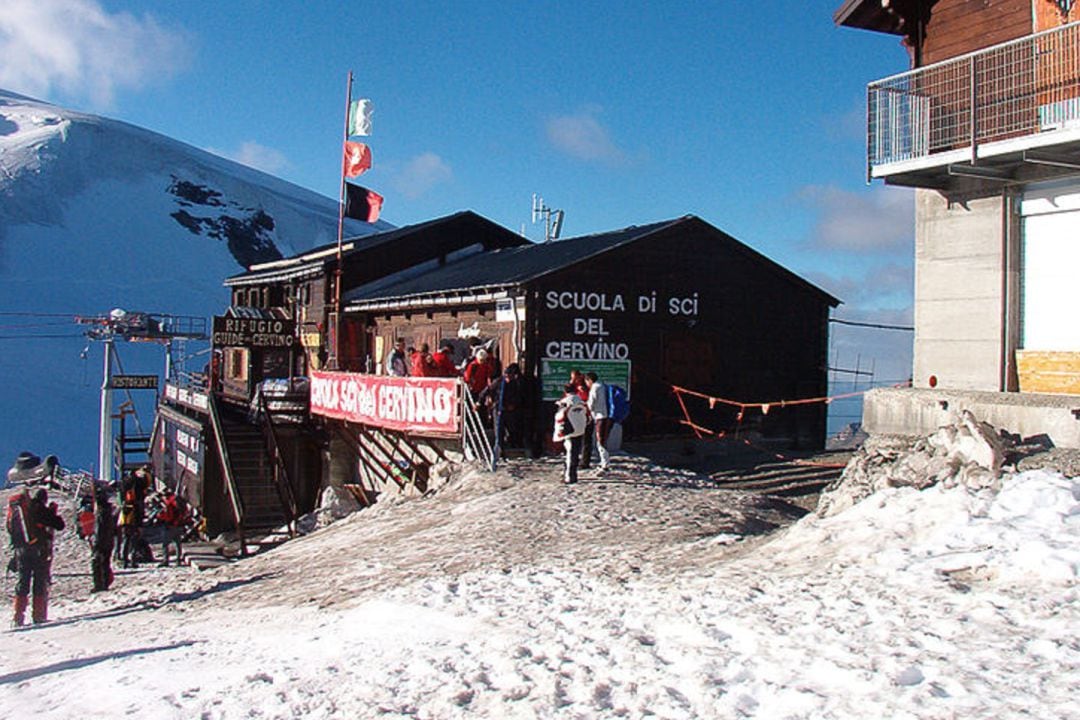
<box><xmin>297</xmin><ymin>485</ymin><xmax>362</xmax><ymax>533</ymax></box>
<box><xmin>1014</xmin><ymin>446</ymin><xmax>1080</xmax><ymax>477</ymax></box>
<box><xmin>826</xmin><ymin>422</ymin><xmax>869</xmax><ymax>451</ymax></box>
<box><xmin>817</xmin><ymin>411</ymin><xmax>1007</xmax><ymax>517</ymax></box>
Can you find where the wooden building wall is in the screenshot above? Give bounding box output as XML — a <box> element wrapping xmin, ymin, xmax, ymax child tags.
<box><xmin>1035</xmin><ymin>1</ymin><xmax>1080</xmax><ymax>31</ymax></box>
<box><xmin>359</xmin><ymin>222</ymin><xmax>833</xmax><ymax>449</ymax></box>
<box><xmin>369</xmin><ymin>305</ymin><xmax>522</xmax><ymax>373</ymax></box>
<box><xmin>921</xmin><ymin>0</ymin><xmax>1031</xmax><ymax>66</ymax></box>
<box><xmin>529</xmin><ymin>221</ymin><xmax>833</xmax><ymax>448</ymax></box>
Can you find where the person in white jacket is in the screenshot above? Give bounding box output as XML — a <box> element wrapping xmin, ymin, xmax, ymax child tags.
<box><xmin>385</xmin><ymin>338</ymin><xmax>409</xmax><ymax>377</ymax></box>
<box><xmin>553</xmin><ymin>384</ymin><xmax>589</xmax><ymax>484</ymax></box>
<box><xmin>585</xmin><ymin>372</ymin><xmax>611</xmax><ymax>472</ymax></box>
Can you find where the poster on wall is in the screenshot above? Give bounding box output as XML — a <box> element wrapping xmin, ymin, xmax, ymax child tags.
<box><xmin>173</xmin><ymin>424</ymin><xmax>203</xmax><ymax>477</ymax></box>
<box><xmin>309</xmin><ymin>370</ymin><xmax>461</xmax><ymax>435</ymax></box>
<box><xmin>540</xmin><ymin>358</ymin><xmax>631</xmax><ymax>401</ymax></box>
<box><xmin>160</xmin><ymin>416</ymin><xmax>203</xmax><ymax>483</ymax></box>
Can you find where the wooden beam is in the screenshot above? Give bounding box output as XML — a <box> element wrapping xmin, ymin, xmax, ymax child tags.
<box><xmin>356</xmin><ymin>425</ymin><xmax>408</xmax><ymax>490</ymax></box>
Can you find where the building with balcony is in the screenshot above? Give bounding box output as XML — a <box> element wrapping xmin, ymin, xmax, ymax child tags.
<box><xmin>836</xmin><ymin>1</ymin><xmax>1080</xmax><ymax>446</ymax></box>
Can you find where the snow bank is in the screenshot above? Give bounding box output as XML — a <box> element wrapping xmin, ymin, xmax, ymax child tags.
<box><xmin>2</xmin><ymin>450</ymin><xmax>1078</xmax><ymax>719</ymax></box>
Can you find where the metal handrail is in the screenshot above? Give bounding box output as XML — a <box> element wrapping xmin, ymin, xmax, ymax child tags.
<box><xmin>207</xmin><ymin>392</ymin><xmax>245</xmax><ymax>548</ymax></box>
<box><xmin>257</xmin><ymin>391</ymin><xmax>299</xmax><ymax>534</ymax></box>
<box><xmin>867</xmin><ymin>21</ymin><xmax>1080</xmax><ymax>174</ymax></box>
<box><xmin>461</xmin><ymin>381</ymin><xmax>496</xmax><ymax>472</ymax></box>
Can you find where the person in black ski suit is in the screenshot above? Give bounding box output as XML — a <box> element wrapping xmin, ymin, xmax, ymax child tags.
<box><xmin>480</xmin><ymin>363</ymin><xmax>525</xmax><ymax>449</ymax></box>
<box><xmin>91</xmin><ymin>489</ymin><xmax>116</xmax><ymax>592</ymax></box>
<box><xmin>118</xmin><ymin>468</ymin><xmax>151</xmax><ymax>568</ymax></box>
<box><xmin>10</xmin><ymin>488</ymin><xmax>65</xmax><ymax>626</ymax></box>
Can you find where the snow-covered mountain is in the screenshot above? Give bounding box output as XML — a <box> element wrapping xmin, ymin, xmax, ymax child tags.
<box><xmin>0</xmin><ymin>89</ymin><xmax>389</xmax><ymax>472</ymax></box>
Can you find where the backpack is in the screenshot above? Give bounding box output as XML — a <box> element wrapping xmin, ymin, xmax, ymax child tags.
<box><xmin>77</xmin><ymin>509</ymin><xmax>96</xmax><ymax>539</ymax></box>
<box><xmin>606</xmin><ymin>384</ymin><xmax>630</xmax><ymax>423</ymax></box>
<box><xmin>6</xmin><ymin>490</ymin><xmax>32</xmax><ymax>548</ymax></box>
<box><xmin>553</xmin><ymin>402</ymin><xmax>588</xmax><ymax>441</ymax></box>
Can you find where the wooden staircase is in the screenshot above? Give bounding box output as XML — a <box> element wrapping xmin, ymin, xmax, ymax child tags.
<box><xmin>710</xmin><ymin>459</ymin><xmax>845</xmax><ymax>498</ymax></box>
<box><xmin>208</xmin><ymin>400</ymin><xmax>296</xmax><ymax>541</ymax></box>
<box><xmin>219</xmin><ymin>409</ymin><xmax>291</xmax><ymax>532</ymax></box>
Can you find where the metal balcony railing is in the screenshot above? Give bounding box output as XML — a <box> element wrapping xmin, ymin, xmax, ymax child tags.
<box><xmin>868</xmin><ymin>21</ymin><xmax>1080</xmax><ymax>177</ymax></box>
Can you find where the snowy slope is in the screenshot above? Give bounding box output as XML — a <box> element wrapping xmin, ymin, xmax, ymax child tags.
<box><xmin>0</xmin><ymin>89</ymin><xmax>389</xmax><ymax>470</ymax></box>
<box><xmin>1</xmin><ymin>455</ymin><xmax>1077</xmax><ymax>718</ymax></box>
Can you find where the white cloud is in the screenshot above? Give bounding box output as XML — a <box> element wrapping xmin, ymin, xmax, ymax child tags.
<box><xmin>545</xmin><ymin>106</ymin><xmax>627</xmax><ymax>164</ymax></box>
<box><xmin>390</xmin><ymin>152</ymin><xmax>453</xmax><ymax>199</ymax></box>
<box><xmin>0</xmin><ymin>0</ymin><xmax>192</xmax><ymax>108</ymax></box>
<box><xmin>207</xmin><ymin>141</ymin><xmax>291</xmax><ymax>176</ymax></box>
<box><xmin>800</xmin><ymin>184</ymin><xmax>914</xmax><ymax>253</ymax></box>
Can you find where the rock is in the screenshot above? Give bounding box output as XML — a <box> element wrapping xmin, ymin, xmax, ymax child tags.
<box><xmin>816</xmin><ymin>412</ymin><xmax>1011</xmax><ymax>517</ymax></box>
<box><xmin>426</xmin><ymin>461</ymin><xmax>458</xmax><ymax>493</ymax></box>
<box><xmin>296</xmin><ymin>486</ymin><xmax>362</xmax><ymax>533</ymax></box>
<box><xmin>319</xmin><ymin>485</ymin><xmax>361</xmax><ymax>520</ymax></box>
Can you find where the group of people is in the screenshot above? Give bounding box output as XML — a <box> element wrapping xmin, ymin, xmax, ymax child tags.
<box><xmin>101</xmin><ymin>467</ymin><xmax>192</xmax><ymax>576</ymax></box>
<box><xmin>386</xmin><ymin>338</ymin><xmax>526</xmax><ymax>449</ymax></box>
<box><xmin>554</xmin><ymin>370</ymin><xmax>614</xmax><ymax>484</ymax></box>
<box><xmin>385</xmin><ymin>339</ymin><xmax>464</xmax><ymax>379</ymax></box>
<box><xmin>6</xmin><ymin>465</ymin><xmax>195</xmax><ymax>626</ymax></box>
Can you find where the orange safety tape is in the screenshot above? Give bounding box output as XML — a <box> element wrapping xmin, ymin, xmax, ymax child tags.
<box><xmin>669</xmin><ymin>383</ymin><xmax>866</xmax><ymax>468</ymax></box>
<box><xmin>674</xmin><ymin>390</ymin><xmax>704</xmax><ymax>439</ymax></box>
<box><xmin>671</xmin><ymin>384</ymin><xmax>869</xmax><ymax>411</ymax></box>
<box><xmin>678</xmin><ymin>418</ymin><xmax>727</xmax><ymax>438</ymax></box>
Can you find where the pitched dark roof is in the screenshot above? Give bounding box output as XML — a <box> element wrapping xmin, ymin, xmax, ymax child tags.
<box><xmin>346</xmin><ymin>216</ymin><xmax>840</xmax><ymax>309</ymax></box>
<box><xmin>224</xmin><ymin>211</ymin><xmax>506</xmax><ymax>286</ymax></box>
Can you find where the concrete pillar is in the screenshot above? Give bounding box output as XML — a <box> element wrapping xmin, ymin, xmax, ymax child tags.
<box><xmin>914</xmin><ymin>190</ymin><xmax>1005</xmax><ymax>391</ymax></box>
<box><xmin>322</xmin><ymin>428</ymin><xmax>358</xmax><ymax>491</ymax></box>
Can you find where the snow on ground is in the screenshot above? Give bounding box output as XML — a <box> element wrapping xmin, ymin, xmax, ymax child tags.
<box><xmin>1</xmin><ymin>452</ymin><xmax>1078</xmax><ymax>719</ymax></box>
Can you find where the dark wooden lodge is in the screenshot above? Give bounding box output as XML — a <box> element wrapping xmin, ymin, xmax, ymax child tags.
<box><xmin>345</xmin><ymin>215</ymin><xmax>840</xmax><ymax>452</ymax></box>
<box><xmin>223</xmin><ymin>211</ymin><xmax>528</xmax><ymax>375</ymax></box>
<box><xmin>153</xmin><ymin>212</ymin><xmax>527</xmax><ymax>540</ymax></box>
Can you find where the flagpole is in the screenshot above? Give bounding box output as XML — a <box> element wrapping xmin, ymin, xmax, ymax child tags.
<box><xmin>329</xmin><ymin>70</ymin><xmax>353</xmax><ymax>371</ymax></box>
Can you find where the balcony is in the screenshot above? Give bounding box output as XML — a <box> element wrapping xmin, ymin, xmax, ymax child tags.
<box><xmin>868</xmin><ymin>22</ymin><xmax>1080</xmax><ymax>194</ymax></box>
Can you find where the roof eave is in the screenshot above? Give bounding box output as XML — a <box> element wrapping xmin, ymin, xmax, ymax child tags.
<box><xmin>345</xmin><ymin>284</ymin><xmax>519</xmax><ymax>313</ymax></box>
<box><xmin>833</xmin><ymin>0</ymin><xmax>908</xmax><ymax>36</ymax></box>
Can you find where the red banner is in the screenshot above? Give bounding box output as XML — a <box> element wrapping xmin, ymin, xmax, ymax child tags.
<box><xmin>310</xmin><ymin>371</ymin><xmax>460</xmax><ymax>435</ymax></box>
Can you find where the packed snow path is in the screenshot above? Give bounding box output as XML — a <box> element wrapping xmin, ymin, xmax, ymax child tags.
<box><xmin>2</xmin><ymin>454</ymin><xmax>1077</xmax><ymax>719</ymax></box>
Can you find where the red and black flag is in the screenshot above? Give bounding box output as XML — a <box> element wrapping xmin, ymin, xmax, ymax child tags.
<box><xmin>344</xmin><ymin>182</ymin><xmax>383</xmax><ymax>223</ymax></box>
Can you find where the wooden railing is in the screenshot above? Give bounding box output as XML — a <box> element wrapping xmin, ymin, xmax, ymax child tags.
<box><xmin>256</xmin><ymin>391</ymin><xmax>299</xmax><ymax>534</ymax></box>
<box><xmin>207</xmin><ymin>391</ymin><xmax>246</xmax><ymax>550</ymax></box>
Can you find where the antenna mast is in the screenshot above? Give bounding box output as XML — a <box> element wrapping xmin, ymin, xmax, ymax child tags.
<box><xmin>531</xmin><ymin>194</ymin><xmax>565</xmax><ymax>243</ymax></box>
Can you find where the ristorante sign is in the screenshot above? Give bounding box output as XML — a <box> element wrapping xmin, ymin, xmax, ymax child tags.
<box><xmin>309</xmin><ymin>371</ymin><xmax>460</xmax><ymax>435</ymax></box>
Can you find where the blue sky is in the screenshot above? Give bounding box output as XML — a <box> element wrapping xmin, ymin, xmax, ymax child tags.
<box><xmin>1</xmin><ymin>0</ymin><xmax>916</xmax><ymax>387</ymax></box>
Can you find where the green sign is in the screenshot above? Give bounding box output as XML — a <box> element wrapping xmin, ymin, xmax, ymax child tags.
<box><xmin>540</xmin><ymin>358</ymin><xmax>631</xmax><ymax>401</ymax></box>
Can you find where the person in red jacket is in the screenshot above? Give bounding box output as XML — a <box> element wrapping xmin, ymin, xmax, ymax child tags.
<box><xmin>410</xmin><ymin>343</ymin><xmax>434</xmax><ymax>377</ymax></box>
<box><xmin>464</xmin><ymin>348</ymin><xmax>495</xmax><ymax>397</ymax></box>
<box><xmin>431</xmin><ymin>342</ymin><xmax>458</xmax><ymax>377</ymax></box>
<box><xmin>155</xmin><ymin>489</ymin><xmax>191</xmax><ymax>567</ymax></box>
<box><xmin>569</xmin><ymin>369</ymin><xmax>594</xmax><ymax>468</ymax></box>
